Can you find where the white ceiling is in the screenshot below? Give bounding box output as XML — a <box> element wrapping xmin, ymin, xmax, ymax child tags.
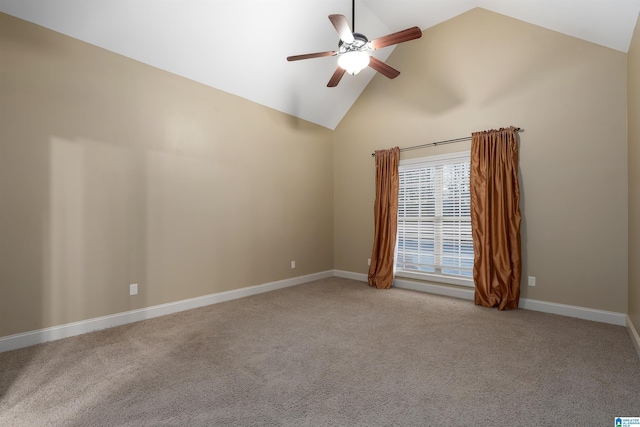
<box><xmin>2</xmin><ymin>0</ymin><xmax>640</xmax><ymax>129</ymax></box>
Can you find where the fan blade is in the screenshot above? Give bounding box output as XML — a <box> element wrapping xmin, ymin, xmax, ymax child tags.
<box><xmin>370</xmin><ymin>26</ymin><xmax>422</xmax><ymax>50</ymax></box>
<box><xmin>368</xmin><ymin>56</ymin><xmax>400</xmax><ymax>79</ymax></box>
<box><xmin>329</xmin><ymin>14</ymin><xmax>354</xmax><ymax>44</ymax></box>
<box><xmin>327</xmin><ymin>67</ymin><xmax>346</xmax><ymax>87</ymax></box>
<box><xmin>287</xmin><ymin>51</ymin><xmax>337</xmax><ymax>61</ymax></box>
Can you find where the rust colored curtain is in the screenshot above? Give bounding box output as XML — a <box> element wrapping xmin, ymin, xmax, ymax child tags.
<box><xmin>368</xmin><ymin>147</ymin><xmax>400</xmax><ymax>289</ymax></box>
<box><xmin>470</xmin><ymin>127</ymin><xmax>521</xmax><ymax>310</ymax></box>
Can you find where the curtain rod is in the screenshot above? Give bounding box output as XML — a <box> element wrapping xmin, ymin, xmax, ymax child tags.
<box><xmin>371</xmin><ymin>127</ymin><xmax>523</xmax><ymax>156</ymax></box>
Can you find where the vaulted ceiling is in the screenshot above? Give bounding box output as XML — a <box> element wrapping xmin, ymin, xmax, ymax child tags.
<box><xmin>2</xmin><ymin>0</ymin><xmax>639</xmax><ymax>129</ymax></box>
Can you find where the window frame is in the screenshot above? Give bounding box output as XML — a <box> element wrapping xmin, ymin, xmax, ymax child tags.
<box><xmin>395</xmin><ymin>151</ymin><xmax>474</xmax><ymax>288</ymax></box>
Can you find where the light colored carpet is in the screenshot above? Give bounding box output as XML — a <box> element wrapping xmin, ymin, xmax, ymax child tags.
<box><xmin>1</xmin><ymin>277</ymin><xmax>639</xmax><ymax>426</ymax></box>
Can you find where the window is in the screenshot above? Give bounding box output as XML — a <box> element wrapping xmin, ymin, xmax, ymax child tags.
<box><xmin>396</xmin><ymin>151</ymin><xmax>474</xmax><ymax>287</ymax></box>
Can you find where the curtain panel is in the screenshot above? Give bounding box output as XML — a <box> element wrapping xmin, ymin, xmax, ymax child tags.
<box><xmin>470</xmin><ymin>127</ymin><xmax>521</xmax><ymax>310</ymax></box>
<box><xmin>368</xmin><ymin>147</ymin><xmax>400</xmax><ymax>289</ymax></box>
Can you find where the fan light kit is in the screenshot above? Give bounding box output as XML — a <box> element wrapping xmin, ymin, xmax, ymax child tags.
<box><xmin>287</xmin><ymin>0</ymin><xmax>422</xmax><ymax>87</ymax></box>
<box><xmin>338</xmin><ymin>51</ymin><xmax>370</xmax><ymax>75</ymax></box>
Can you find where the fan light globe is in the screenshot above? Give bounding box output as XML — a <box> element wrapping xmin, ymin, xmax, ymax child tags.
<box><xmin>338</xmin><ymin>51</ymin><xmax>370</xmax><ymax>75</ymax></box>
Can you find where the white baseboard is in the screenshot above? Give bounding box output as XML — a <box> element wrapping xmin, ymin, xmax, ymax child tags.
<box><xmin>0</xmin><ymin>270</ymin><xmax>333</xmax><ymax>353</ymax></box>
<box><xmin>335</xmin><ymin>270</ymin><xmax>627</xmax><ymax>326</ymax></box>
<box><xmin>335</xmin><ymin>271</ymin><xmax>477</xmax><ymax>302</ymax></box>
<box><xmin>0</xmin><ymin>269</ymin><xmax>630</xmax><ymax>353</ymax></box>
<box><xmin>518</xmin><ymin>297</ymin><xmax>626</xmax><ymax>326</ymax></box>
<box><xmin>394</xmin><ymin>277</ymin><xmax>475</xmax><ymax>301</ymax></box>
<box><xmin>628</xmin><ymin>315</ymin><xmax>640</xmax><ymax>360</ymax></box>
<box><xmin>333</xmin><ymin>269</ymin><xmax>368</xmax><ymax>282</ymax></box>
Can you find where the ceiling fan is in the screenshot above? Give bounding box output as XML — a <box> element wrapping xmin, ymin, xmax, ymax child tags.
<box><xmin>287</xmin><ymin>0</ymin><xmax>422</xmax><ymax>87</ymax></box>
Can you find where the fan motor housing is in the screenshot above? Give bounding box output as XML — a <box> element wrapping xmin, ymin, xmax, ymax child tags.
<box><xmin>338</xmin><ymin>32</ymin><xmax>369</xmax><ymax>51</ymax></box>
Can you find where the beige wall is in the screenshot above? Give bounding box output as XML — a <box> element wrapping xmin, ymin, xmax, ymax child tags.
<box><xmin>0</xmin><ymin>13</ymin><xmax>334</xmax><ymax>338</ymax></box>
<box><xmin>334</xmin><ymin>8</ymin><xmax>629</xmax><ymax>313</ymax></box>
<box><xmin>1</xmin><ymin>8</ymin><xmax>635</xmax><ymax>340</ymax></box>
<box><xmin>629</xmin><ymin>13</ymin><xmax>640</xmax><ymax>331</ymax></box>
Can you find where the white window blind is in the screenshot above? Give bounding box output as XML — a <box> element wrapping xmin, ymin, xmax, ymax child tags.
<box><xmin>396</xmin><ymin>151</ymin><xmax>474</xmax><ymax>286</ymax></box>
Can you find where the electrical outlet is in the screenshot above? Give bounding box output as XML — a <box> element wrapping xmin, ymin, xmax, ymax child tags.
<box><xmin>368</xmin><ymin>259</ymin><xmax>371</xmax><ymax>266</ymax></box>
<box><xmin>129</xmin><ymin>283</ymin><xmax>138</xmax><ymax>295</ymax></box>
<box><xmin>528</xmin><ymin>276</ymin><xmax>536</xmax><ymax>287</ymax></box>
<box><xmin>291</xmin><ymin>261</ymin><xmax>295</xmax><ymax>269</ymax></box>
